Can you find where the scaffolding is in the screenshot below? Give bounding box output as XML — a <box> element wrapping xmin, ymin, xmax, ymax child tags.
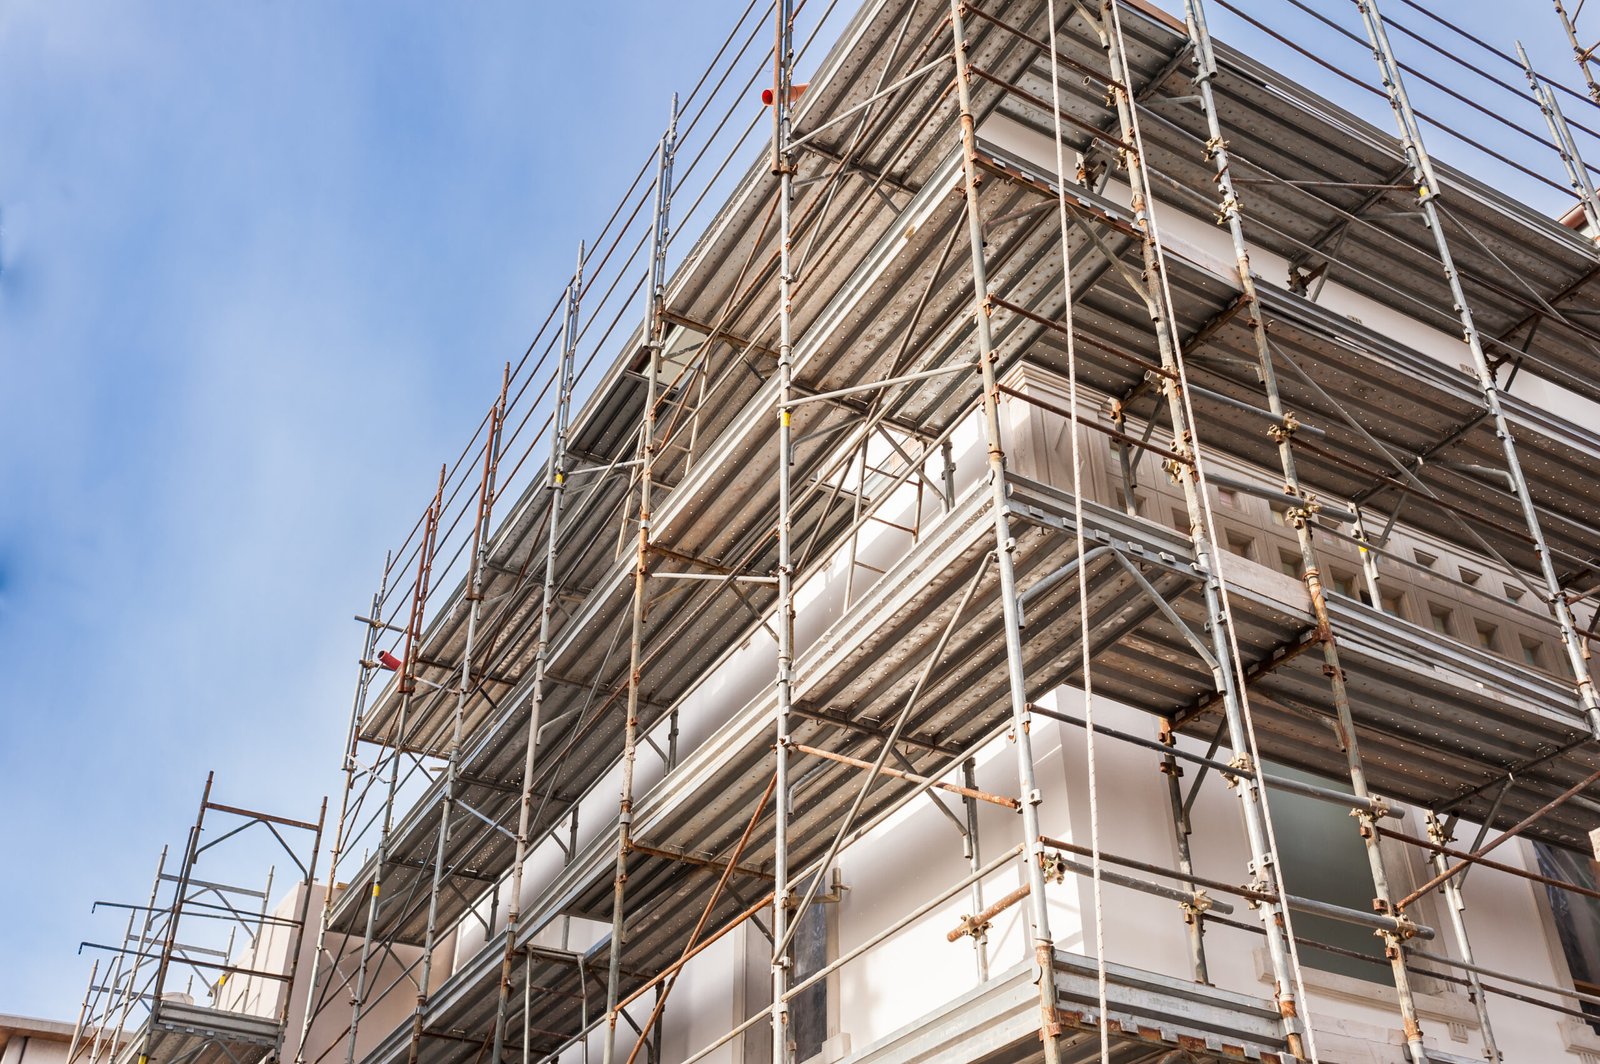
<box><xmin>209</xmin><ymin>0</ymin><xmax>1600</xmax><ymax>1062</ymax></box>
<box><xmin>68</xmin><ymin>774</ymin><xmax>326</xmax><ymax>1064</ymax></box>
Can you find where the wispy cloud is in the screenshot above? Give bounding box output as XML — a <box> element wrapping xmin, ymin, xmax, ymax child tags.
<box><xmin>0</xmin><ymin>0</ymin><xmax>746</xmax><ymax>1016</ymax></box>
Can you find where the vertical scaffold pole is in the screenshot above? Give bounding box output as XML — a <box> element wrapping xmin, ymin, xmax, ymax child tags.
<box><xmin>81</xmin><ymin>844</ymin><xmax>166</xmax><ymax>1064</ymax></box>
<box><xmin>1425</xmin><ymin>812</ymin><xmax>1501</xmax><ymax>1060</ymax></box>
<box><xmin>296</xmin><ymin>563</ymin><xmax>390</xmax><ymax>1064</ymax></box>
<box><xmin>102</xmin><ymin>846</ymin><xmax>169</xmax><ymax>1064</ymax></box>
<box><xmin>409</xmin><ymin>379</ymin><xmax>508</xmax><ymax>1064</ymax></box>
<box><xmin>602</xmin><ymin>96</ymin><xmax>678</xmax><ymax>1064</ymax></box>
<box><xmin>492</xmin><ymin>244</ymin><xmax>584</xmax><ymax>1064</ymax></box>
<box><xmin>347</xmin><ymin>474</ymin><xmax>444</xmax><ymax>1064</ymax></box>
<box><xmin>143</xmin><ymin>774</ymin><xmax>214</xmax><ymax>1064</ymax></box>
<box><xmin>946</xmin><ymin>5</ymin><xmax>1063</xmax><ymax>1059</ymax></box>
<box><xmin>1185</xmin><ymin>2</ymin><xmax>1427</xmax><ymax>1057</ymax></box>
<box><xmin>1356</xmin><ymin>0</ymin><xmax>1600</xmax><ymax>741</ymax></box>
<box><xmin>960</xmin><ymin>759</ymin><xmax>990</xmax><ymax>982</ymax></box>
<box><xmin>280</xmin><ymin>802</ymin><xmax>328</xmax><ymax>1063</ymax></box>
<box><xmin>1554</xmin><ymin>1</ymin><xmax>1600</xmax><ymax>104</ymax></box>
<box><xmin>1157</xmin><ymin>722</ymin><xmax>1208</xmax><ymax>984</ymax></box>
<box><xmin>1095</xmin><ymin>2</ymin><xmax>1307</xmax><ymax>1053</ymax></box>
<box><xmin>66</xmin><ymin>959</ymin><xmax>99</xmax><ymax>1064</ymax></box>
<box><xmin>1517</xmin><ymin>41</ymin><xmax>1600</xmax><ymax>234</ymax></box>
<box><xmin>1352</xmin><ymin>509</ymin><xmax>1385</xmax><ymax>607</ymax></box>
<box><xmin>771</xmin><ymin>3</ymin><xmax>797</xmax><ymax>1059</ymax></box>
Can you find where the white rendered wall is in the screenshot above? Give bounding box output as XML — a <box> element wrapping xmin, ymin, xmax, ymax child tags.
<box><xmin>1</xmin><ymin>1031</ymin><xmax>70</xmax><ymax>1064</ymax></box>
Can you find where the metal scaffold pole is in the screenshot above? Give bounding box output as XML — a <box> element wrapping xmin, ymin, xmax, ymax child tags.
<box><xmin>491</xmin><ymin>244</ymin><xmax>584</xmax><ymax>1064</ymax></box>
<box><xmin>1157</xmin><ymin>722</ymin><xmax>1209</xmax><ymax>985</ymax></box>
<box><xmin>1554</xmin><ymin>0</ymin><xmax>1600</xmax><ymax>103</ymax></box>
<box><xmin>143</xmin><ymin>774</ymin><xmax>215</xmax><ymax>1064</ymax></box>
<box><xmin>282</xmin><ymin>804</ymin><xmax>329</xmax><ymax>1061</ymax></box>
<box><xmin>1517</xmin><ymin>40</ymin><xmax>1600</xmax><ymax>233</ymax></box>
<box><xmin>771</xmin><ymin>3</ymin><xmax>797</xmax><ymax>1060</ymax></box>
<box><xmin>1425</xmin><ymin>811</ymin><xmax>1501</xmax><ymax>1059</ymax></box>
<box><xmin>347</xmin><ymin>474</ymin><xmax>444</xmax><ymax>1064</ymax></box>
<box><xmin>946</xmin><ymin>4</ymin><xmax>1063</xmax><ymax>1059</ymax></box>
<box><xmin>408</xmin><ymin>372</ymin><xmax>509</xmax><ymax>1064</ymax></box>
<box><xmin>960</xmin><ymin>759</ymin><xmax>990</xmax><ymax>982</ymax></box>
<box><xmin>602</xmin><ymin>96</ymin><xmax>677</xmax><ymax>1064</ymax></box>
<box><xmin>75</xmin><ymin>843</ymin><xmax>167</xmax><ymax>1064</ymax></box>
<box><xmin>66</xmin><ymin>960</ymin><xmax>99</xmax><ymax>1064</ymax></box>
<box><xmin>1184</xmin><ymin>1</ymin><xmax>1428</xmax><ymax>1057</ymax></box>
<box><xmin>296</xmin><ymin>562</ymin><xmax>391</xmax><ymax>1064</ymax></box>
<box><xmin>1355</xmin><ymin>0</ymin><xmax>1600</xmax><ymax>741</ymax></box>
<box><xmin>105</xmin><ymin>846</ymin><xmax>169</xmax><ymax>1064</ymax></box>
<box><xmin>1093</xmin><ymin>1</ymin><xmax>1310</xmax><ymax>1054</ymax></box>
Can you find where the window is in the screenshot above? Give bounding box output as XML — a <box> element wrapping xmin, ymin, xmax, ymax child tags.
<box><xmin>1474</xmin><ymin>622</ymin><xmax>1498</xmax><ymax>652</ymax></box>
<box><xmin>1428</xmin><ymin>603</ymin><xmax>1454</xmax><ymax>637</ymax></box>
<box><xmin>1330</xmin><ymin>571</ymin><xmax>1355</xmax><ymax>598</ymax></box>
<box><xmin>1415</xmin><ymin>549</ymin><xmax>1439</xmax><ymax>571</ymax></box>
<box><xmin>1381</xmin><ymin>591</ymin><xmax>1406</xmax><ymax>619</ymax></box>
<box><xmin>1226</xmin><ymin>530</ymin><xmax>1257</xmax><ymax>563</ymax></box>
<box><xmin>1460</xmin><ymin>567</ymin><xmax>1482</xmax><ymax>587</ymax></box>
<box><xmin>1172</xmin><ymin>508</ymin><xmax>1190</xmax><ymax>534</ymax></box>
<box><xmin>789</xmin><ymin>874</ymin><xmax>835</xmax><ymax>1063</ymax></box>
<box><xmin>1533</xmin><ymin>842</ymin><xmax>1600</xmax><ymax>1035</ymax></box>
<box><xmin>1270</xmin><ymin>503</ymin><xmax>1289</xmax><ymax>527</ymax></box>
<box><xmin>1522</xmin><ymin>637</ymin><xmax>1549</xmax><ymax>670</ymax></box>
<box><xmin>1267</xmin><ymin>763</ymin><xmax>1387</xmax><ymax>984</ymax></box>
<box><xmin>1507</xmin><ymin>583</ymin><xmax>1526</xmax><ymax>604</ymax></box>
<box><xmin>1217</xmin><ymin>486</ymin><xmax>1240</xmax><ymax>509</ymax></box>
<box><xmin>1280</xmin><ymin>550</ymin><xmax>1302</xmax><ymax>580</ymax></box>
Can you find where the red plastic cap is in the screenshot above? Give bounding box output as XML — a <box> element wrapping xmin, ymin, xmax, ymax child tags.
<box><xmin>760</xmin><ymin>83</ymin><xmax>808</xmax><ymax>107</ymax></box>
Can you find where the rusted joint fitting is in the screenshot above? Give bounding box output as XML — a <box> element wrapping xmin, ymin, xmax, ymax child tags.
<box><xmin>1182</xmin><ymin>891</ymin><xmax>1216</xmax><ymax>923</ymax></box>
<box><xmin>1286</xmin><ymin>497</ymin><xmax>1320</xmax><ymax>529</ymax></box>
<box><xmin>1382</xmin><ymin>915</ymin><xmax>1420</xmax><ymax>947</ymax></box>
<box><xmin>1223</xmin><ymin>753</ymin><xmax>1254</xmax><ymax>789</ymax></box>
<box><xmin>1267</xmin><ymin>411</ymin><xmax>1302</xmax><ymax>443</ymax></box>
<box><xmin>949</xmin><ymin>913</ymin><xmax>992</xmax><ymax>941</ymax></box>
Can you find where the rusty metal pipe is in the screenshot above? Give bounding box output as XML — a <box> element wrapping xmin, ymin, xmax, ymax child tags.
<box><xmin>1395</xmin><ymin>767</ymin><xmax>1600</xmax><ymax>910</ymax></box>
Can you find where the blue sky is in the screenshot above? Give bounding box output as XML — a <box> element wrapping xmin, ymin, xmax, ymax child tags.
<box><xmin>0</xmin><ymin>0</ymin><xmax>1587</xmax><ymax>1022</ymax></box>
<box><xmin>0</xmin><ymin>0</ymin><xmax>752</xmax><ymax>1016</ymax></box>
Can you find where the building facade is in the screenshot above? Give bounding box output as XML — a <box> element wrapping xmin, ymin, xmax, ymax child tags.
<box><xmin>67</xmin><ymin>1</ymin><xmax>1600</xmax><ymax>1062</ymax></box>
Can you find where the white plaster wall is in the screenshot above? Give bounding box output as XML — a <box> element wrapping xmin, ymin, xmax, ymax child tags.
<box><xmin>1</xmin><ymin>1036</ymin><xmax>69</xmax><ymax>1064</ymax></box>
<box><xmin>219</xmin><ymin>882</ymin><xmax>429</xmax><ymax>1064</ymax></box>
